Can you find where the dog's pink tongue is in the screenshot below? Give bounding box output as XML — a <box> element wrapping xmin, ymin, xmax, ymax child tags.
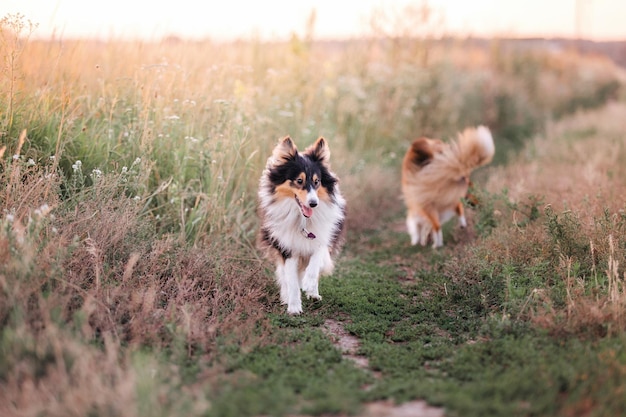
<box><xmin>302</xmin><ymin>206</ymin><xmax>313</xmax><ymax>218</ymax></box>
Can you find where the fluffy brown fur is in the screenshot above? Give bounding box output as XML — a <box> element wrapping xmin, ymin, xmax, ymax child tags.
<box><xmin>401</xmin><ymin>125</ymin><xmax>495</xmax><ymax>248</ymax></box>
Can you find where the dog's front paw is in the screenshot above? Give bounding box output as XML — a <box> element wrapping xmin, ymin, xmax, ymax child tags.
<box><xmin>302</xmin><ymin>274</ymin><xmax>321</xmax><ymax>300</ymax></box>
<box><xmin>305</xmin><ymin>291</ymin><xmax>322</xmax><ymax>301</ymax></box>
<box><xmin>286</xmin><ymin>293</ymin><xmax>303</xmax><ymax>314</ymax></box>
<box><xmin>287</xmin><ymin>303</ymin><xmax>303</xmax><ymax>315</ymax></box>
<box><xmin>302</xmin><ymin>286</ymin><xmax>322</xmax><ymax>300</ymax></box>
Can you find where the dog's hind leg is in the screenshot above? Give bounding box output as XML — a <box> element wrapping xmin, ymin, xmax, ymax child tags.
<box><xmin>455</xmin><ymin>201</ymin><xmax>467</xmax><ymax>228</ymax></box>
<box><xmin>406</xmin><ymin>214</ymin><xmax>421</xmax><ymax>246</ymax></box>
<box><xmin>284</xmin><ymin>257</ymin><xmax>303</xmax><ymax>314</ymax></box>
<box><xmin>432</xmin><ymin>228</ymin><xmax>444</xmax><ymax>248</ymax></box>
<box><xmin>417</xmin><ymin>218</ymin><xmax>433</xmax><ymax>246</ymax></box>
<box><xmin>275</xmin><ymin>261</ymin><xmax>288</xmax><ymax>305</ymax></box>
<box><xmin>319</xmin><ymin>248</ymin><xmax>334</xmax><ymax>276</ymax></box>
<box><xmin>302</xmin><ymin>249</ymin><xmax>325</xmax><ymax>300</ymax></box>
<box><xmin>421</xmin><ymin>209</ymin><xmax>443</xmax><ymax>248</ymax></box>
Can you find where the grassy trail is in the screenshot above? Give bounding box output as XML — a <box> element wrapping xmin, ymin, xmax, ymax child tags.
<box><xmin>216</xmin><ymin>104</ymin><xmax>626</xmax><ymax>417</ymax></box>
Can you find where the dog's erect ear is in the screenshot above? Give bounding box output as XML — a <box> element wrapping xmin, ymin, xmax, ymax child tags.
<box><xmin>272</xmin><ymin>136</ymin><xmax>298</xmax><ymax>163</ymax></box>
<box><xmin>409</xmin><ymin>137</ymin><xmax>436</xmax><ymax>167</ymax></box>
<box><xmin>305</xmin><ymin>137</ymin><xmax>330</xmax><ymax>165</ymax></box>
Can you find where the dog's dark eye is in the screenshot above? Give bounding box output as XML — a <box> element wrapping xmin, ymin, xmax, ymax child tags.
<box><xmin>296</xmin><ymin>178</ymin><xmax>303</xmax><ymax>185</ymax></box>
<box><xmin>314</xmin><ymin>178</ymin><xmax>320</xmax><ymax>187</ymax></box>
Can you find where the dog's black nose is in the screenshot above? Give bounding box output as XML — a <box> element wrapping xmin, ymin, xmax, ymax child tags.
<box><xmin>309</xmin><ymin>201</ymin><xmax>318</xmax><ymax>208</ymax></box>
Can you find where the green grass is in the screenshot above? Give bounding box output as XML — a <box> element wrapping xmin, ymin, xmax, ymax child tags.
<box><xmin>188</xmin><ymin>209</ymin><xmax>626</xmax><ymax>416</ymax></box>
<box><xmin>216</xmin><ymin>328</ymin><xmax>370</xmax><ymax>416</ymax></box>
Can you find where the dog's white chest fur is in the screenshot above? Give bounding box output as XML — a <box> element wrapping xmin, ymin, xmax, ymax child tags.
<box><xmin>263</xmin><ymin>198</ymin><xmax>340</xmax><ymax>254</ymax></box>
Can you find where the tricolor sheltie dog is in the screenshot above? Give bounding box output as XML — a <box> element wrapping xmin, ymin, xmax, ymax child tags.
<box><xmin>401</xmin><ymin>125</ymin><xmax>495</xmax><ymax>248</ymax></box>
<box><xmin>258</xmin><ymin>136</ymin><xmax>346</xmax><ymax>314</ymax></box>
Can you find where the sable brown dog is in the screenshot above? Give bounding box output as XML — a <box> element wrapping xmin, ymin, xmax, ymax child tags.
<box><xmin>401</xmin><ymin>126</ymin><xmax>495</xmax><ymax>247</ymax></box>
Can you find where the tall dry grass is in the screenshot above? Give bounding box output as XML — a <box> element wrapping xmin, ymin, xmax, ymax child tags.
<box><xmin>0</xmin><ymin>139</ymin><xmax>272</xmax><ymax>415</ymax></box>
<box><xmin>442</xmin><ymin>101</ymin><xmax>626</xmax><ymax>339</ymax></box>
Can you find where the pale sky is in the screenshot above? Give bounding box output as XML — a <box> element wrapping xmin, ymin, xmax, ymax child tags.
<box><xmin>4</xmin><ymin>0</ymin><xmax>626</xmax><ymax>41</ymax></box>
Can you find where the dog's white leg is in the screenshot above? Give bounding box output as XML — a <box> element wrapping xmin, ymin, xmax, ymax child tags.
<box><xmin>418</xmin><ymin>221</ymin><xmax>431</xmax><ymax>246</ymax></box>
<box><xmin>320</xmin><ymin>248</ymin><xmax>334</xmax><ymax>276</ymax></box>
<box><xmin>275</xmin><ymin>262</ymin><xmax>288</xmax><ymax>305</ymax></box>
<box><xmin>458</xmin><ymin>214</ymin><xmax>467</xmax><ymax>228</ymax></box>
<box><xmin>406</xmin><ymin>215</ymin><xmax>420</xmax><ymax>246</ymax></box>
<box><xmin>284</xmin><ymin>257</ymin><xmax>302</xmax><ymax>314</ymax></box>
<box><xmin>432</xmin><ymin>228</ymin><xmax>444</xmax><ymax>248</ymax></box>
<box><xmin>454</xmin><ymin>203</ymin><xmax>467</xmax><ymax>228</ymax></box>
<box><xmin>302</xmin><ymin>249</ymin><xmax>325</xmax><ymax>300</ymax></box>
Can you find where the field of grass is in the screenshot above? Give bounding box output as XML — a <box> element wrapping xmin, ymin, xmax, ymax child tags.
<box><xmin>2</xmin><ymin>13</ymin><xmax>626</xmax><ymax>417</ymax></box>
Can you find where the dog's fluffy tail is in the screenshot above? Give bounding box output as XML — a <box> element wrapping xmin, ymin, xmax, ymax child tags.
<box><xmin>455</xmin><ymin>125</ymin><xmax>495</xmax><ymax>169</ymax></box>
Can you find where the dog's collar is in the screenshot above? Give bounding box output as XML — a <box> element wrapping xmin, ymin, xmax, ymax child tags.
<box><xmin>301</xmin><ymin>227</ymin><xmax>316</xmax><ymax>239</ymax></box>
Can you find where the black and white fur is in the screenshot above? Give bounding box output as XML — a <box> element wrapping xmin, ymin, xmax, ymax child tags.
<box><xmin>257</xmin><ymin>136</ymin><xmax>346</xmax><ymax>314</ymax></box>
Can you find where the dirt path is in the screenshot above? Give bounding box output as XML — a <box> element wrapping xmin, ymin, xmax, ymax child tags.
<box><xmin>322</xmin><ymin>319</ymin><xmax>445</xmax><ymax>417</ymax></box>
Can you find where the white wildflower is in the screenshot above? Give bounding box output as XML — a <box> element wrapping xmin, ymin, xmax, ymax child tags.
<box><xmin>26</xmin><ymin>158</ymin><xmax>35</xmax><ymax>166</ymax></box>
<box><xmin>34</xmin><ymin>203</ymin><xmax>51</xmax><ymax>217</ymax></box>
